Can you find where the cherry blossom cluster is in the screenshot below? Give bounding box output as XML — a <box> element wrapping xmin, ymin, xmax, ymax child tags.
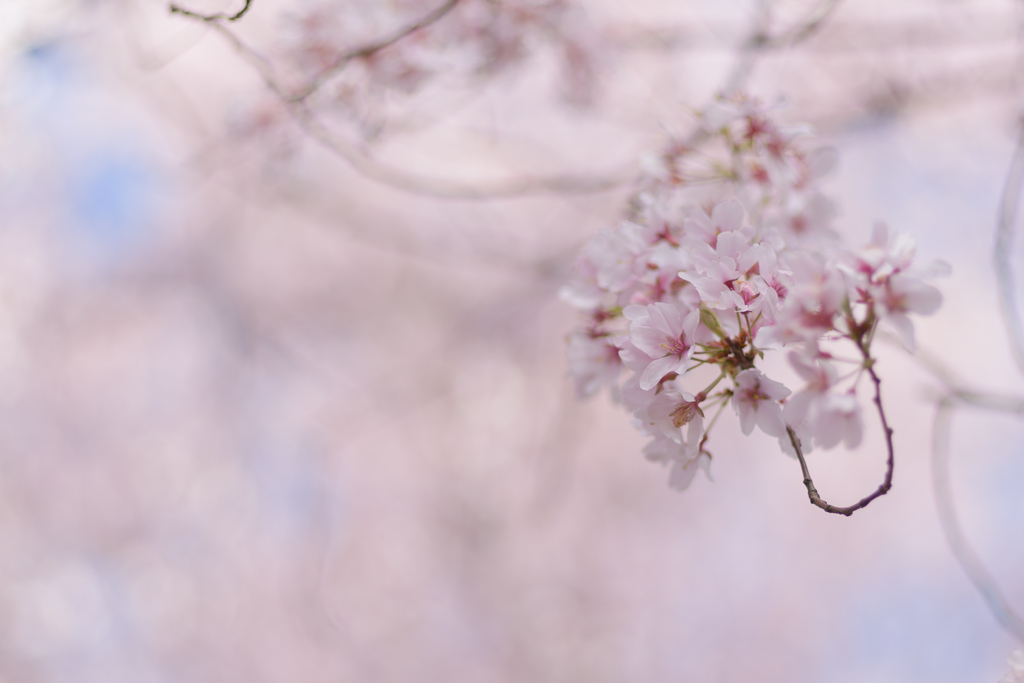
<box><xmin>562</xmin><ymin>95</ymin><xmax>947</xmax><ymax>491</ymax></box>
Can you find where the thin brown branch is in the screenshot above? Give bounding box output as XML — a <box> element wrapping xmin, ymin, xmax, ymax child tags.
<box><xmin>932</xmin><ymin>399</ymin><xmax>1024</xmax><ymax>642</ymax></box>
<box><xmin>786</xmin><ymin>361</ymin><xmax>894</xmax><ymax>517</ymax></box>
<box><xmin>290</xmin><ymin>0</ymin><xmax>463</xmax><ymax>103</ymax></box>
<box><xmin>170</xmin><ymin>0</ymin><xmax>253</xmax><ymax>22</ymax></box>
<box><xmin>995</xmin><ymin>121</ymin><xmax>1024</xmax><ymax>376</ymax></box>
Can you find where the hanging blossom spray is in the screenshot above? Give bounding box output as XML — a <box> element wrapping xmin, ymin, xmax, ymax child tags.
<box><xmin>561</xmin><ymin>95</ymin><xmax>949</xmax><ymax>515</ymax></box>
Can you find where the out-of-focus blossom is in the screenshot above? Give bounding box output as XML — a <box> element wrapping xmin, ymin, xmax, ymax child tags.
<box><xmin>732</xmin><ymin>368</ymin><xmax>790</xmax><ymax>437</ymax></box>
<box><xmin>1000</xmin><ymin>650</ymin><xmax>1024</xmax><ymax>683</ymax></box>
<box><xmin>566</xmin><ymin>331</ymin><xmax>622</xmax><ymax>398</ymax></box>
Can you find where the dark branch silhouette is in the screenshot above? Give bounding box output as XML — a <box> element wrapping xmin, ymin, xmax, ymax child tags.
<box><xmin>170</xmin><ymin>0</ymin><xmax>253</xmax><ymax>22</ymax></box>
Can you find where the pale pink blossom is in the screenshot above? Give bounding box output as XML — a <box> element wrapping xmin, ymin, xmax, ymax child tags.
<box><xmin>566</xmin><ymin>331</ymin><xmax>622</xmax><ymax>399</ymax></box>
<box><xmin>559</xmin><ymin>253</ymin><xmax>604</xmax><ymax>311</ymax></box>
<box><xmin>732</xmin><ymin>369</ymin><xmax>791</xmax><ymax>437</ymax></box>
<box><xmin>668</xmin><ymin>451</ymin><xmax>712</xmax><ymax>491</ymax></box>
<box><xmin>584</xmin><ymin>226</ymin><xmax>648</xmax><ymax>293</ymax></box>
<box><xmin>628</xmin><ymin>302</ymin><xmax>700</xmax><ymax>390</ymax></box>
<box><xmin>843</xmin><ymin>226</ymin><xmax>947</xmax><ymax>350</ymax></box>
<box><xmin>812</xmin><ymin>392</ymin><xmax>864</xmax><ymax>449</ymax></box>
<box><xmin>636</xmin><ymin>381</ymin><xmax>705</xmax><ymax>456</ymax></box>
<box><xmin>682</xmin><ymin>199</ymin><xmax>746</xmax><ymax>246</ymax></box>
<box><xmin>873</xmin><ymin>274</ymin><xmax>942</xmax><ymax>351</ymax></box>
<box><xmin>783</xmin><ymin>352</ymin><xmax>863</xmax><ymax>449</ymax></box>
<box><xmin>756</xmin><ymin>252</ymin><xmax>844</xmax><ymax>346</ymax></box>
<box><xmin>678</xmin><ymin>219</ymin><xmax>765</xmax><ymax>311</ymax></box>
<box><xmin>643</xmin><ymin>435</ymin><xmax>712</xmax><ymax>491</ymax></box>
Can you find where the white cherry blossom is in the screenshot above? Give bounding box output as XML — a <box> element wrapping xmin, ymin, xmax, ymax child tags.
<box><xmin>732</xmin><ymin>369</ymin><xmax>791</xmax><ymax>437</ymax></box>
<box><xmin>628</xmin><ymin>302</ymin><xmax>700</xmax><ymax>390</ymax></box>
<box><xmin>637</xmin><ymin>380</ymin><xmax>705</xmax><ymax>455</ymax></box>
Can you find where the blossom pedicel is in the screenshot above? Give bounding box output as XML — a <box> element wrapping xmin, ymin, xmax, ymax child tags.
<box><xmin>561</xmin><ymin>95</ymin><xmax>948</xmax><ymax>509</ymax></box>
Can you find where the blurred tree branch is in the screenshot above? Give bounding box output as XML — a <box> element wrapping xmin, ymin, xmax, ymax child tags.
<box><xmin>996</xmin><ymin>121</ymin><xmax>1024</xmax><ymax>376</ymax></box>
<box><xmin>166</xmin><ymin>0</ymin><xmax>849</xmax><ymax>199</ymax></box>
<box><xmin>932</xmin><ymin>398</ymin><xmax>1024</xmax><ymax>642</ymax></box>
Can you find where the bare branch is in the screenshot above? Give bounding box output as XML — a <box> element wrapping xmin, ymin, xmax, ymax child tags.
<box><xmin>932</xmin><ymin>398</ymin><xmax>1024</xmax><ymax>642</ymax></box>
<box><xmin>170</xmin><ymin>0</ymin><xmax>253</xmax><ymax>22</ymax></box>
<box><xmin>756</xmin><ymin>0</ymin><xmax>843</xmax><ymax>49</ymax></box>
<box><xmin>719</xmin><ymin>0</ymin><xmax>843</xmax><ymax>101</ymax></box>
<box><xmin>290</xmin><ymin>0</ymin><xmax>464</xmax><ymax>103</ymax></box>
<box><xmin>178</xmin><ymin>18</ymin><xmax>636</xmax><ymax>200</ymax></box>
<box><xmin>168</xmin><ymin>0</ymin><xmax>840</xmax><ymax>199</ymax></box>
<box><xmin>995</xmin><ymin>121</ymin><xmax>1024</xmax><ymax>376</ymax></box>
<box><xmin>290</xmin><ymin>105</ymin><xmax>636</xmax><ymax>200</ymax></box>
<box><xmin>878</xmin><ymin>333</ymin><xmax>1024</xmax><ymax>413</ymax></box>
<box><xmin>786</xmin><ymin>360</ymin><xmax>894</xmax><ymax>516</ymax></box>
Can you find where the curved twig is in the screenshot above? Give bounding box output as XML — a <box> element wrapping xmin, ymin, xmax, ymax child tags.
<box><xmin>996</xmin><ymin>121</ymin><xmax>1024</xmax><ymax>376</ymax></box>
<box><xmin>170</xmin><ymin>0</ymin><xmax>252</xmax><ymax>22</ymax></box>
<box><xmin>786</xmin><ymin>361</ymin><xmax>894</xmax><ymax>516</ymax></box>
<box><xmin>932</xmin><ymin>398</ymin><xmax>1024</xmax><ymax>642</ymax></box>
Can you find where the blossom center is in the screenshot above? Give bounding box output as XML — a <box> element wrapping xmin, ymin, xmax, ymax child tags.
<box><xmin>663</xmin><ymin>333</ymin><xmax>690</xmax><ymax>356</ymax></box>
<box><xmin>670</xmin><ymin>401</ymin><xmax>702</xmax><ymax>427</ymax></box>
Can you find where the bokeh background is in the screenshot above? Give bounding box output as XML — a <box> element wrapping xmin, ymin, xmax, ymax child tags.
<box><xmin>0</xmin><ymin>0</ymin><xmax>1022</xmax><ymax>681</ymax></box>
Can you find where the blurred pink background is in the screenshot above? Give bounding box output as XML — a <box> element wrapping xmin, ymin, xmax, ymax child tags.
<box><xmin>0</xmin><ymin>0</ymin><xmax>1021</xmax><ymax>681</ymax></box>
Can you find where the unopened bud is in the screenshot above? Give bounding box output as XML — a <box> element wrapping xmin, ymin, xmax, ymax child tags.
<box><xmin>700</xmin><ymin>305</ymin><xmax>727</xmax><ymax>339</ymax></box>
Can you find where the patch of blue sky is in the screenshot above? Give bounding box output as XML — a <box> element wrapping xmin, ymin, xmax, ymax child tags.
<box><xmin>837</xmin><ymin>572</ymin><xmax>1010</xmax><ymax>683</ymax></box>
<box><xmin>68</xmin><ymin>153</ymin><xmax>158</xmax><ymax>257</ymax></box>
<box><xmin>13</xmin><ymin>40</ymin><xmax>166</xmax><ymax>265</ymax></box>
<box><xmin>19</xmin><ymin>41</ymin><xmax>74</xmax><ymax>107</ymax></box>
<box><xmin>960</xmin><ymin>412</ymin><xmax>1024</xmax><ymax>602</ymax></box>
<box><xmin>833</xmin><ymin>115</ymin><xmax>1009</xmax><ymax>276</ymax></box>
<box><xmin>986</xmin><ymin>446</ymin><xmax>1024</xmax><ymax>525</ymax></box>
